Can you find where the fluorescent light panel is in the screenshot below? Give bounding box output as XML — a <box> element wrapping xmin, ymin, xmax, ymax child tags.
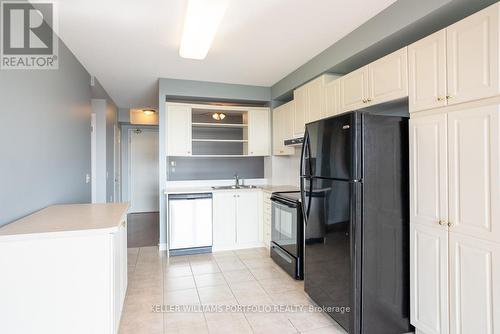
<box><xmin>179</xmin><ymin>0</ymin><xmax>229</xmax><ymax>60</ymax></box>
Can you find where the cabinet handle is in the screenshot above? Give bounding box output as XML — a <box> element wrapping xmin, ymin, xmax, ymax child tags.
<box><xmin>437</xmin><ymin>97</ymin><xmax>445</xmax><ymax>101</ymax></box>
<box><xmin>362</xmin><ymin>99</ymin><xmax>367</xmax><ymax>103</ymax></box>
<box><xmin>367</xmin><ymin>98</ymin><xmax>372</xmax><ymax>102</ymax></box>
<box><xmin>446</xmin><ymin>95</ymin><xmax>453</xmax><ymax>100</ymax></box>
<box><xmin>447</xmin><ymin>222</ymin><xmax>454</xmax><ymax>227</ymax></box>
<box><xmin>438</xmin><ymin>220</ymin><xmax>446</xmax><ymax>226</ymax></box>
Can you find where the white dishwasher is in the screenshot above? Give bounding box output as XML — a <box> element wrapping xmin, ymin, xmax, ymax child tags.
<box><xmin>168</xmin><ymin>193</ymin><xmax>213</xmax><ymax>254</ymax></box>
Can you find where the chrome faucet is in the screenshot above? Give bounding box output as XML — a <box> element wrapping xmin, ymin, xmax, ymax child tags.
<box><xmin>234</xmin><ymin>173</ymin><xmax>240</xmax><ymax>187</ymax></box>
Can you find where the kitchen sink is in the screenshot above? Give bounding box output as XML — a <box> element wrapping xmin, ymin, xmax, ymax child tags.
<box><xmin>211</xmin><ymin>185</ymin><xmax>260</xmax><ymax>190</ymax></box>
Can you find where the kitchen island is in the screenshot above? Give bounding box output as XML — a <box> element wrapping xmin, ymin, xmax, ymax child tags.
<box><xmin>0</xmin><ymin>203</ymin><xmax>129</xmax><ymax>334</ymax></box>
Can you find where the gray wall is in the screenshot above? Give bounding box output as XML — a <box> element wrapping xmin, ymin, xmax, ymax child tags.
<box><xmin>0</xmin><ymin>41</ymin><xmax>93</xmax><ymax>225</ymax></box>
<box><xmin>167</xmin><ymin>157</ymin><xmax>264</xmax><ymax>181</ymax></box>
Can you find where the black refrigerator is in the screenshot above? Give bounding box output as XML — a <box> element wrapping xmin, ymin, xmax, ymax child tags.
<box><xmin>300</xmin><ymin>111</ymin><xmax>412</xmax><ymax>334</ymax></box>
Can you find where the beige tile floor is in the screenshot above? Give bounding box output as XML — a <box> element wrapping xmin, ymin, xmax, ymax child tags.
<box><xmin>120</xmin><ymin>246</ymin><xmax>347</xmax><ymax>334</ymax></box>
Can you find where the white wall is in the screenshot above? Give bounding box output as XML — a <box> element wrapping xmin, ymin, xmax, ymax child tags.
<box><xmin>264</xmin><ymin>147</ymin><xmax>301</xmax><ymax>187</ymax></box>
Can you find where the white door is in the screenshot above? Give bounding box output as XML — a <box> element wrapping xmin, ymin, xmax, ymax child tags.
<box><xmin>213</xmin><ymin>192</ymin><xmax>236</xmax><ymax>250</ymax></box>
<box><xmin>409</xmin><ymin>113</ymin><xmax>448</xmax><ymax>229</ymax></box>
<box><xmin>236</xmin><ymin>191</ymin><xmax>260</xmax><ymax>245</ymax></box>
<box><xmin>368</xmin><ymin>47</ymin><xmax>408</xmax><ymax>105</ymax></box>
<box><xmin>449</xmin><ymin>232</ymin><xmax>500</xmax><ymax>334</ymax></box>
<box><xmin>129</xmin><ymin>129</ymin><xmax>159</xmax><ymax>213</ymax></box>
<box><xmin>446</xmin><ymin>4</ymin><xmax>499</xmax><ymax>105</ymax></box>
<box><xmin>293</xmin><ymin>86</ymin><xmax>308</xmax><ymax>137</ymax></box>
<box><xmin>166</xmin><ymin>104</ymin><xmax>192</xmax><ymax>156</ymax></box>
<box><xmin>447</xmin><ymin>105</ymin><xmax>500</xmax><ymax>243</ymax></box>
<box><xmin>410</xmin><ymin>223</ymin><xmax>449</xmax><ymax>334</ymax></box>
<box><xmin>307</xmin><ymin>77</ymin><xmax>324</xmax><ymax>122</ymax></box>
<box><xmin>325</xmin><ymin>79</ymin><xmax>341</xmax><ymax>117</ymax></box>
<box><xmin>341</xmin><ymin>66</ymin><xmax>369</xmax><ymax>112</ymax></box>
<box><xmin>248</xmin><ymin>108</ymin><xmax>270</xmax><ymax>156</ymax></box>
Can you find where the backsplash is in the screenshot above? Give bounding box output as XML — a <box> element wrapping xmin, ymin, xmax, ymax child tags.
<box><xmin>167</xmin><ymin>157</ymin><xmax>264</xmax><ymax>181</ymax></box>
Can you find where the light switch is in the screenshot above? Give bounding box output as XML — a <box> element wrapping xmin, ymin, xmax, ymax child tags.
<box><xmin>85</xmin><ymin>174</ymin><xmax>91</xmax><ymax>184</ymax></box>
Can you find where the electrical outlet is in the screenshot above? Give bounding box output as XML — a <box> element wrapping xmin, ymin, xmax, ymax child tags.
<box><xmin>85</xmin><ymin>174</ymin><xmax>91</xmax><ymax>184</ymax></box>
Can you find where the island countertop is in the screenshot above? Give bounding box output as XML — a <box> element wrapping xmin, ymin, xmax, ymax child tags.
<box><xmin>0</xmin><ymin>203</ymin><xmax>129</xmax><ymax>238</ymax></box>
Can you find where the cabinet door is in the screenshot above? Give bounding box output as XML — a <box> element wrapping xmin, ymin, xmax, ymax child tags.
<box><xmin>409</xmin><ymin>113</ymin><xmax>448</xmax><ymax>229</ymax></box>
<box><xmin>272</xmin><ymin>105</ymin><xmax>283</xmax><ymax>155</ymax></box>
<box><xmin>213</xmin><ymin>192</ymin><xmax>237</xmax><ymax>250</ymax></box>
<box><xmin>368</xmin><ymin>47</ymin><xmax>408</xmax><ymax>105</ymax></box>
<box><xmin>166</xmin><ymin>104</ymin><xmax>192</xmax><ymax>156</ymax></box>
<box><xmin>325</xmin><ymin>79</ymin><xmax>341</xmax><ymax>117</ymax></box>
<box><xmin>248</xmin><ymin>108</ymin><xmax>270</xmax><ymax>156</ymax></box>
<box><xmin>236</xmin><ymin>191</ymin><xmax>261</xmax><ymax>246</ymax></box>
<box><xmin>341</xmin><ymin>66</ymin><xmax>369</xmax><ymax>112</ymax></box>
<box><xmin>307</xmin><ymin>77</ymin><xmax>325</xmax><ymax>122</ymax></box>
<box><xmin>410</xmin><ymin>223</ymin><xmax>449</xmax><ymax>334</ymax></box>
<box><xmin>293</xmin><ymin>86</ymin><xmax>308</xmax><ymax>137</ymax></box>
<box><xmin>273</xmin><ymin>103</ymin><xmax>294</xmax><ymax>156</ymax></box>
<box><xmin>448</xmin><ymin>105</ymin><xmax>500</xmax><ymax>243</ymax></box>
<box><xmin>446</xmin><ymin>4</ymin><xmax>500</xmax><ymax>105</ymax></box>
<box><xmin>449</xmin><ymin>232</ymin><xmax>500</xmax><ymax>334</ymax></box>
<box><xmin>408</xmin><ymin>30</ymin><xmax>448</xmax><ymax>113</ymax></box>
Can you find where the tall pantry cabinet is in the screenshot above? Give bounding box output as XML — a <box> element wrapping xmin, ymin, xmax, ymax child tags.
<box><xmin>409</xmin><ymin>3</ymin><xmax>500</xmax><ymax>334</ymax></box>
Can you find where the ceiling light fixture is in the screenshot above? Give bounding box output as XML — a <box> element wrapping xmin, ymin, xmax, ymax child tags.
<box><xmin>143</xmin><ymin>109</ymin><xmax>156</xmax><ymax>116</ymax></box>
<box><xmin>179</xmin><ymin>0</ymin><xmax>229</xmax><ymax>60</ymax></box>
<box><xmin>212</xmin><ymin>112</ymin><xmax>226</xmax><ymax>121</ymax></box>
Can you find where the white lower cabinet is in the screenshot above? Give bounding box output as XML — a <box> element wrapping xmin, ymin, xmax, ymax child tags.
<box><xmin>449</xmin><ymin>232</ymin><xmax>500</xmax><ymax>334</ymax></box>
<box><xmin>263</xmin><ymin>192</ymin><xmax>272</xmax><ymax>249</ymax></box>
<box><xmin>213</xmin><ymin>190</ymin><xmax>263</xmax><ymax>251</ymax></box>
<box><xmin>410</xmin><ymin>223</ymin><xmax>449</xmax><ymax>334</ymax></box>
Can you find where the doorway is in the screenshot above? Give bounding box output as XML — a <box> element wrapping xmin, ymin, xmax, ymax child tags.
<box><xmin>127</xmin><ymin>128</ymin><xmax>160</xmax><ymax>247</ymax></box>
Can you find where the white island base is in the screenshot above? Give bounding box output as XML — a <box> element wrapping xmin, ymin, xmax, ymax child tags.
<box><xmin>0</xmin><ymin>203</ymin><xmax>129</xmax><ymax>334</ymax></box>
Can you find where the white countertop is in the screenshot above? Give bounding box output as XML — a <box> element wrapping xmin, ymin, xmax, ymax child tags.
<box><xmin>0</xmin><ymin>203</ymin><xmax>129</xmax><ymax>238</ymax></box>
<box><xmin>164</xmin><ymin>184</ymin><xmax>299</xmax><ymax>195</ymax></box>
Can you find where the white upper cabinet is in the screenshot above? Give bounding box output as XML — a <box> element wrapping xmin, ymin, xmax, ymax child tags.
<box><xmin>409</xmin><ymin>3</ymin><xmax>500</xmax><ymax>113</ymax></box>
<box><xmin>409</xmin><ymin>113</ymin><xmax>448</xmax><ymax>230</ymax></box>
<box><xmin>341</xmin><ymin>66</ymin><xmax>369</xmax><ymax>112</ymax></box>
<box><xmin>368</xmin><ymin>47</ymin><xmax>408</xmax><ymax>104</ymax></box>
<box><xmin>410</xmin><ymin>222</ymin><xmax>449</xmax><ymax>334</ymax></box>
<box><xmin>307</xmin><ymin>76</ymin><xmax>326</xmax><ymax>122</ymax></box>
<box><xmin>293</xmin><ymin>85</ymin><xmax>308</xmax><ymax>137</ymax></box>
<box><xmin>247</xmin><ymin>107</ymin><xmax>271</xmax><ymax>156</ymax></box>
<box><xmin>325</xmin><ymin>79</ymin><xmax>342</xmax><ymax>117</ymax></box>
<box><xmin>166</xmin><ymin>103</ymin><xmax>192</xmax><ymax>156</ymax></box>
<box><xmin>408</xmin><ymin>30</ymin><xmax>448</xmax><ymax>112</ymax></box>
<box><xmin>293</xmin><ymin>74</ymin><xmax>336</xmax><ymax>134</ymax></box>
<box><xmin>273</xmin><ymin>101</ymin><xmax>295</xmax><ymax>156</ymax></box>
<box><xmin>447</xmin><ymin>3</ymin><xmax>500</xmax><ymax>105</ymax></box>
<box><xmin>449</xmin><ymin>232</ymin><xmax>500</xmax><ymax>334</ymax></box>
<box><xmin>447</xmin><ymin>105</ymin><xmax>500</xmax><ymax>243</ymax></box>
<box><xmin>341</xmin><ymin>47</ymin><xmax>408</xmax><ymax>112</ymax></box>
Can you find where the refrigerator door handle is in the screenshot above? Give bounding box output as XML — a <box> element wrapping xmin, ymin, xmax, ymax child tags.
<box><xmin>300</xmin><ymin>130</ymin><xmax>309</xmax><ymax>177</ymax></box>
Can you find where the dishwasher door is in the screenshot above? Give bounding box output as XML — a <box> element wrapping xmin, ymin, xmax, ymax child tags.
<box><xmin>168</xmin><ymin>193</ymin><xmax>213</xmax><ymax>250</ymax></box>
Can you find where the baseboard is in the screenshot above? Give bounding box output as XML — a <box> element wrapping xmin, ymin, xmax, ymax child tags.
<box><xmin>158</xmin><ymin>243</ymin><xmax>167</xmax><ymax>251</ymax></box>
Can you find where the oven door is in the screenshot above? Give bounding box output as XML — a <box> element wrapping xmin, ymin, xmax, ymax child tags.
<box><xmin>271</xmin><ymin>198</ymin><xmax>299</xmax><ymax>257</ymax></box>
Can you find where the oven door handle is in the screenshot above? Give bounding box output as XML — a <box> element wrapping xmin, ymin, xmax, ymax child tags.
<box><xmin>271</xmin><ymin>197</ymin><xmax>298</xmax><ymax>209</ymax></box>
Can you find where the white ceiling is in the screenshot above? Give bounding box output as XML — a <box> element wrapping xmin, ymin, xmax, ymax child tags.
<box><xmin>56</xmin><ymin>0</ymin><xmax>397</xmax><ymax>108</ymax></box>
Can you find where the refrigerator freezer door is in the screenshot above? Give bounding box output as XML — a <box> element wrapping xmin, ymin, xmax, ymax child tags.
<box><xmin>168</xmin><ymin>195</ymin><xmax>213</xmax><ymax>250</ymax></box>
<box><xmin>302</xmin><ymin>113</ymin><xmax>360</xmax><ymax>180</ymax></box>
<box><xmin>304</xmin><ymin>178</ymin><xmax>355</xmax><ymax>332</ymax></box>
